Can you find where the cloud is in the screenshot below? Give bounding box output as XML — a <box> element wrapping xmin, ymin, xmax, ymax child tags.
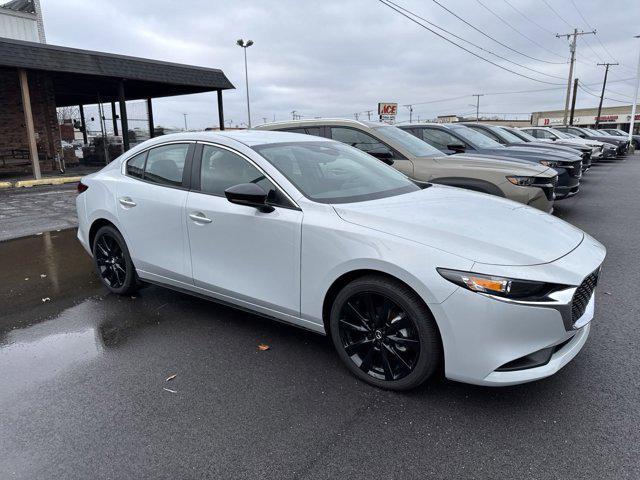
<box><xmin>41</xmin><ymin>0</ymin><xmax>640</xmax><ymax>129</ymax></box>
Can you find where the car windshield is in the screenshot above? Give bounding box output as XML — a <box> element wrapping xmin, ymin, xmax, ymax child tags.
<box><xmin>490</xmin><ymin>126</ymin><xmax>524</xmax><ymax>143</ymax></box>
<box><xmin>549</xmin><ymin>129</ymin><xmax>572</xmax><ymax>139</ymax></box>
<box><xmin>372</xmin><ymin>126</ymin><xmax>442</xmax><ymax>157</ymax></box>
<box><xmin>252</xmin><ymin>141</ymin><xmax>420</xmax><ymax>204</ymax></box>
<box><xmin>509</xmin><ymin>128</ymin><xmax>536</xmax><ymax>141</ymax></box>
<box><xmin>450</xmin><ymin>125</ymin><xmax>504</xmax><ymax>148</ymax></box>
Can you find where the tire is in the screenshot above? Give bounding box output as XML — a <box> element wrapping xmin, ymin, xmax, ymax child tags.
<box><xmin>329</xmin><ymin>275</ymin><xmax>442</xmax><ymax>391</ymax></box>
<box><xmin>92</xmin><ymin>225</ymin><xmax>139</xmax><ymax>295</ymax></box>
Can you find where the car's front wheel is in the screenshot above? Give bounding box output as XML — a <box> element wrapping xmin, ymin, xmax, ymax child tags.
<box><xmin>92</xmin><ymin>225</ymin><xmax>138</xmax><ymax>295</ymax></box>
<box><xmin>329</xmin><ymin>275</ymin><xmax>442</xmax><ymax>390</ymax></box>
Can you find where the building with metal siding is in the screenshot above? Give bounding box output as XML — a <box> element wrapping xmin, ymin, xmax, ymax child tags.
<box><xmin>0</xmin><ymin>0</ymin><xmax>45</xmax><ymax>43</ymax></box>
<box><xmin>531</xmin><ymin>105</ymin><xmax>640</xmax><ymax>134</ymax></box>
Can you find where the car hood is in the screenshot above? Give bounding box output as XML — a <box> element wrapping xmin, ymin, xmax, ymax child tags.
<box><xmin>470</xmin><ymin>147</ymin><xmax>576</xmax><ymax>162</ymax></box>
<box><xmin>333</xmin><ymin>186</ymin><xmax>584</xmax><ymax>266</ymax></box>
<box><xmin>434</xmin><ymin>154</ymin><xmax>552</xmax><ymax>175</ymax></box>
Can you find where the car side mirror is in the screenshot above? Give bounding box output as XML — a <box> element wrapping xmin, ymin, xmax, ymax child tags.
<box><xmin>369</xmin><ymin>151</ymin><xmax>395</xmax><ymax>165</ymax></box>
<box><xmin>224</xmin><ymin>183</ymin><xmax>274</xmax><ymax>213</ymax></box>
<box><xmin>447</xmin><ymin>144</ymin><xmax>466</xmax><ymax>153</ymax></box>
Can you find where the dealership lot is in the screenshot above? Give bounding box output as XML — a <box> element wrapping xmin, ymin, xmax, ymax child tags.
<box><xmin>0</xmin><ymin>155</ymin><xmax>639</xmax><ymax>479</ymax></box>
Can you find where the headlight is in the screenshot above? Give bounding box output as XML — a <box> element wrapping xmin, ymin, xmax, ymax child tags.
<box><xmin>437</xmin><ymin>268</ymin><xmax>567</xmax><ymax>301</ymax></box>
<box><xmin>506</xmin><ymin>175</ymin><xmax>534</xmax><ymax>186</ymax></box>
<box><xmin>539</xmin><ymin>160</ymin><xmax>558</xmax><ymax>167</ymax></box>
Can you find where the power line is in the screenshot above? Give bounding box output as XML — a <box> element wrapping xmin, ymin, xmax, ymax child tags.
<box><xmin>541</xmin><ymin>0</ymin><xmax>572</xmax><ymax>27</ymax></box>
<box><xmin>377</xmin><ymin>0</ymin><xmax>564</xmax><ymax>85</ymax></box>
<box><xmin>475</xmin><ymin>0</ymin><xmax>567</xmax><ymax>60</ymax></box>
<box><xmin>386</xmin><ymin>0</ymin><xmax>565</xmax><ymax>79</ymax></box>
<box><xmin>431</xmin><ymin>0</ymin><xmax>564</xmax><ymax>65</ymax></box>
<box><xmin>502</xmin><ymin>0</ymin><xmax>555</xmax><ymax>36</ymax></box>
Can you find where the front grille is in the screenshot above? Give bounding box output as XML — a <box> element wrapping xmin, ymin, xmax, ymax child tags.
<box><xmin>571</xmin><ymin>268</ymin><xmax>600</xmax><ymax>324</ymax></box>
<box><xmin>532</xmin><ymin>175</ymin><xmax>557</xmax><ymax>200</ymax></box>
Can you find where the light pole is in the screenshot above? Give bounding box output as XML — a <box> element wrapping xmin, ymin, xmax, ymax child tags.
<box><xmin>236</xmin><ymin>38</ymin><xmax>254</xmax><ymax>128</ymax></box>
<box><xmin>629</xmin><ymin>35</ymin><xmax>640</xmax><ymax>145</ymax></box>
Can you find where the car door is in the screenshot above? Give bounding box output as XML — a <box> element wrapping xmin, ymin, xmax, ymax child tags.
<box><xmin>329</xmin><ymin>126</ymin><xmax>414</xmax><ymax>176</ymax></box>
<box><xmin>185</xmin><ymin>143</ymin><xmax>303</xmax><ymax>317</ymax></box>
<box><xmin>116</xmin><ymin>142</ymin><xmax>193</xmax><ymax>284</ymax></box>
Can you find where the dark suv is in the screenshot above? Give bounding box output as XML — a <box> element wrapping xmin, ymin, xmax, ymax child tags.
<box><xmin>462</xmin><ymin>123</ymin><xmax>592</xmax><ymax>172</ymax></box>
<box><xmin>554</xmin><ymin>126</ymin><xmax>629</xmax><ymax>156</ymax></box>
<box><xmin>400</xmin><ymin>123</ymin><xmax>582</xmax><ymax>199</ymax></box>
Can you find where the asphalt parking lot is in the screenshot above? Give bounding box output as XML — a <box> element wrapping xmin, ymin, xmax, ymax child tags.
<box><xmin>1</xmin><ymin>155</ymin><xmax>639</xmax><ymax>480</ymax></box>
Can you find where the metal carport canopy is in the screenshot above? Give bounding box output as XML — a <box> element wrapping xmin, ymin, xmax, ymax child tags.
<box><xmin>0</xmin><ymin>37</ymin><xmax>235</xmax><ymax>106</ymax></box>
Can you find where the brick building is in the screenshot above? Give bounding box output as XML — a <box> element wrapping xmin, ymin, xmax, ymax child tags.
<box><xmin>0</xmin><ymin>37</ymin><xmax>234</xmax><ymax>178</ymax></box>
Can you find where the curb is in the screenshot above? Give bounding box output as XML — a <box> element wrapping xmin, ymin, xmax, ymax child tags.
<box><xmin>12</xmin><ymin>176</ymin><xmax>83</xmax><ymax>188</ymax></box>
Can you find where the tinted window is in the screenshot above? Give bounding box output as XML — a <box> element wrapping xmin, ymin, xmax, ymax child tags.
<box><xmin>450</xmin><ymin>125</ymin><xmax>503</xmax><ymax>148</ymax></box>
<box><xmin>373</xmin><ymin>126</ymin><xmax>442</xmax><ymax>157</ymax></box>
<box><xmin>331</xmin><ymin>127</ymin><xmax>392</xmax><ymax>156</ymax></box>
<box><xmin>253</xmin><ymin>141</ymin><xmax>419</xmax><ymax>204</ymax></box>
<box><xmin>200</xmin><ymin>145</ymin><xmax>286</xmax><ymax>206</ymax></box>
<box><xmin>420</xmin><ymin>128</ymin><xmax>461</xmax><ymax>151</ymax></box>
<box><xmin>144</xmin><ymin>144</ymin><xmax>189</xmax><ymax>187</ymax></box>
<box><xmin>285</xmin><ymin>127</ymin><xmax>323</xmax><ymax>137</ymax></box>
<box><xmin>468</xmin><ymin>126</ymin><xmax>503</xmax><ymax>143</ymax></box>
<box><xmin>126</xmin><ymin>152</ymin><xmax>146</xmax><ymax>179</ymax></box>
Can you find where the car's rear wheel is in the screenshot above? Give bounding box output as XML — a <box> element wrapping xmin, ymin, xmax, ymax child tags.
<box><xmin>92</xmin><ymin>225</ymin><xmax>138</xmax><ymax>295</ymax></box>
<box><xmin>329</xmin><ymin>275</ymin><xmax>441</xmax><ymax>390</ymax></box>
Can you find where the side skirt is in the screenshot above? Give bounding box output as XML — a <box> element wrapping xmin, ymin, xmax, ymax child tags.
<box><xmin>138</xmin><ymin>271</ymin><xmax>327</xmax><ymax>336</ymax></box>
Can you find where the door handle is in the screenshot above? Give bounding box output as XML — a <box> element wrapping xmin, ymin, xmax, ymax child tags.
<box><xmin>189</xmin><ymin>212</ymin><xmax>212</xmax><ymax>224</ymax></box>
<box><xmin>119</xmin><ymin>197</ymin><xmax>136</xmax><ymax>207</ymax></box>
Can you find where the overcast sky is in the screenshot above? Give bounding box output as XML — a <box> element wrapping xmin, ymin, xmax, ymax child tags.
<box><xmin>42</xmin><ymin>0</ymin><xmax>640</xmax><ymax>130</ymax></box>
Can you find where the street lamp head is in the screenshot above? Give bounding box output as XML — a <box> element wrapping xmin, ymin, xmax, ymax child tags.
<box><xmin>246</xmin><ymin>40</ymin><xmax>254</xmax><ymax>47</ymax></box>
<box><xmin>236</xmin><ymin>39</ymin><xmax>245</xmax><ymax>47</ymax></box>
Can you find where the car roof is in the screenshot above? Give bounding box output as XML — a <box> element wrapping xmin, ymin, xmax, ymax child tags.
<box><xmin>254</xmin><ymin>118</ymin><xmax>391</xmax><ymax>130</ymax></box>
<box><xmin>127</xmin><ymin>129</ymin><xmax>328</xmax><ymax>148</ymax></box>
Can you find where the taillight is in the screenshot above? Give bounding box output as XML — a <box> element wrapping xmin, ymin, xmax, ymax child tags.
<box><xmin>77</xmin><ymin>181</ymin><xmax>88</xmax><ymax>193</ymax></box>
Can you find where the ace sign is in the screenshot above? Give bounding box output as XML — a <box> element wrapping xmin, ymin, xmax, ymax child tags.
<box><xmin>378</xmin><ymin>102</ymin><xmax>397</xmax><ymax>123</ymax></box>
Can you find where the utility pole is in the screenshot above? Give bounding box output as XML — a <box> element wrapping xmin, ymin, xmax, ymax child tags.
<box><xmin>365</xmin><ymin>110</ymin><xmax>374</xmax><ymax>121</ymax></box>
<box><xmin>628</xmin><ymin>34</ymin><xmax>640</xmax><ymax>145</ymax></box>
<box><xmin>594</xmin><ymin>63</ymin><xmax>618</xmax><ymax>128</ymax></box>
<box><xmin>404</xmin><ymin>104</ymin><xmax>414</xmax><ymax>123</ymax></box>
<box><xmin>262</xmin><ymin>117</ymin><xmax>267</xmax><ymax>124</ymax></box>
<box><xmin>183</xmin><ymin>113</ymin><xmax>188</xmax><ymax>131</ymax></box>
<box><xmin>472</xmin><ymin>94</ymin><xmax>484</xmax><ymax>122</ymax></box>
<box><xmin>354</xmin><ymin>112</ymin><xmax>359</xmax><ymax>120</ymax></box>
<box><xmin>569</xmin><ymin>78</ymin><xmax>579</xmax><ymax>126</ymax></box>
<box><xmin>291</xmin><ymin>110</ymin><xmax>297</xmax><ymax>120</ymax></box>
<box><xmin>557</xmin><ymin>28</ymin><xmax>596</xmax><ymax>125</ymax></box>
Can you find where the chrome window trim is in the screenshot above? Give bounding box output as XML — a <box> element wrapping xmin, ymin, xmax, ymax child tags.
<box><xmin>196</xmin><ymin>141</ymin><xmax>302</xmax><ymax>211</ymax></box>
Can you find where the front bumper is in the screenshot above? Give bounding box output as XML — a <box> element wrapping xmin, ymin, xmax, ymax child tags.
<box><xmin>430</xmin><ymin>234</ymin><xmax>605</xmax><ymax>386</ymax></box>
<box><xmin>554</xmin><ymin>167</ymin><xmax>581</xmax><ymax>199</ymax></box>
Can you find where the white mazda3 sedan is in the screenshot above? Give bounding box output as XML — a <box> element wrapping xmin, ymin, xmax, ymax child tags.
<box><xmin>76</xmin><ymin>131</ymin><xmax>605</xmax><ymax>390</ymax></box>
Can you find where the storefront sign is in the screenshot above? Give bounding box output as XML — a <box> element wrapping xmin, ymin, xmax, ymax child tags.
<box><xmin>378</xmin><ymin>102</ymin><xmax>397</xmax><ymax>123</ymax></box>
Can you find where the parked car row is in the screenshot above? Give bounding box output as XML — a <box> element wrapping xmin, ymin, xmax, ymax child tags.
<box><xmin>256</xmin><ymin>119</ymin><xmax>631</xmax><ymax>213</ymax></box>
<box><xmin>77</xmin><ymin>116</ymin><xmax>618</xmax><ymax>391</ymax></box>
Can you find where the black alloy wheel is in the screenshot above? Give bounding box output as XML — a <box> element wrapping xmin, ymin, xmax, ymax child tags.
<box><xmin>338</xmin><ymin>292</ymin><xmax>420</xmax><ymax>381</ymax></box>
<box><xmin>330</xmin><ymin>275</ymin><xmax>441</xmax><ymax>390</ymax></box>
<box><xmin>92</xmin><ymin>225</ymin><xmax>138</xmax><ymax>295</ymax></box>
<box><xmin>95</xmin><ymin>233</ymin><xmax>127</xmax><ymax>289</ymax></box>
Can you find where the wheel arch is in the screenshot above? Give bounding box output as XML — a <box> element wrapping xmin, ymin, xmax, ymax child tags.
<box><xmin>89</xmin><ymin>217</ymin><xmax>121</xmax><ymax>249</ymax></box>
<box><xmin>321</xmin><ymin>268</ymin><xmax>443</xmax><ymax>347</ymax></box>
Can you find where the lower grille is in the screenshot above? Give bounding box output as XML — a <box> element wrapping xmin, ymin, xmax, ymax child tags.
<box><xmin>571</xmin><ymin>268</ymin><xmax>600</xmax><ymax>324</ymax></box>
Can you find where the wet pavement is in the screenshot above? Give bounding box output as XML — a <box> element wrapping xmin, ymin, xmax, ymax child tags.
<box><xmin>1</xmin><ymin>155</ymin><xmax>639</xmax><ymax>479</ymax></box>
<box><xmin>0</xmin><ymin>184</ymin><xmax>79</xmax><ymax>241</ymax></box>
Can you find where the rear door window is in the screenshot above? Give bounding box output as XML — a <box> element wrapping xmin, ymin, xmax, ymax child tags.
<box><xmin>143</xmin><ymin>144</ymin><xmax>189</xmax><ymax>187</ymax></box>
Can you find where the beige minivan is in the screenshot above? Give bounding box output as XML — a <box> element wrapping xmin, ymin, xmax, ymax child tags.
<box><xmin>255</xmin><ymin>119</ymin><xmax>558</xmax><ymax>212</ymax></box>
